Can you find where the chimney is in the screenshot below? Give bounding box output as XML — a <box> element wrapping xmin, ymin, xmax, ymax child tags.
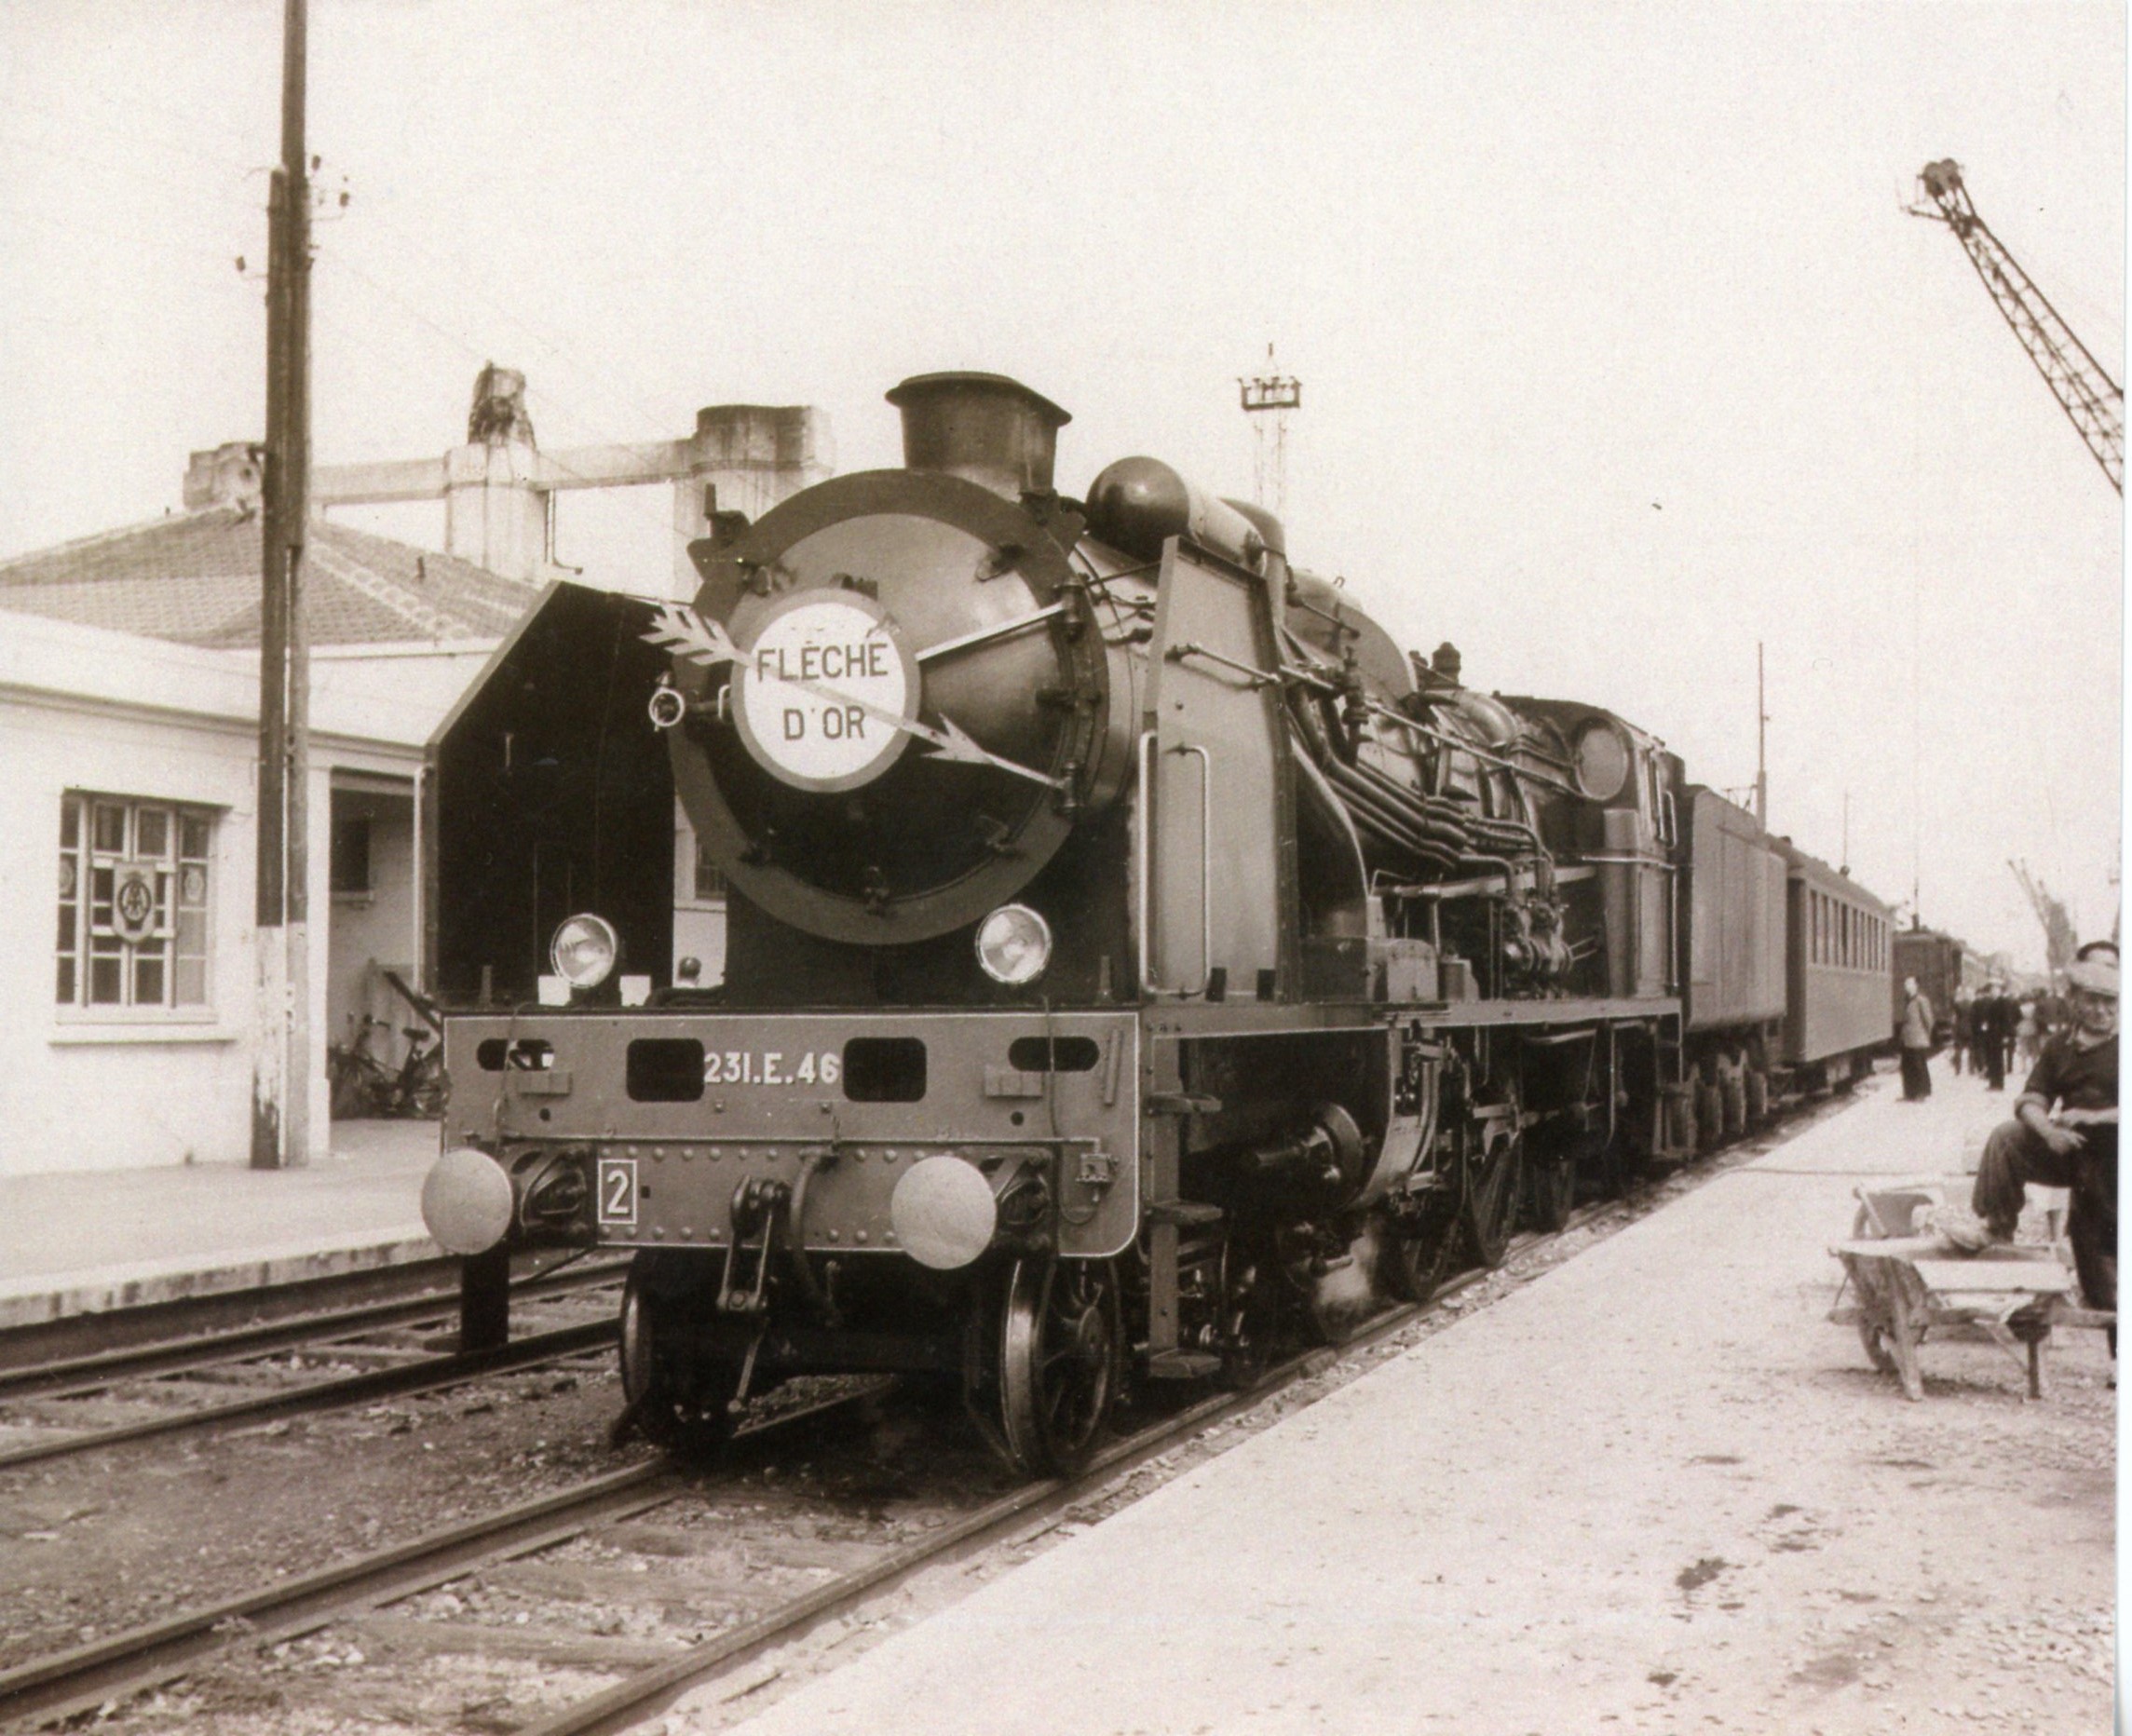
<box><xmin>885</xmin><ymin>373</ymin><xmax>1068</xmax><ymax>498</ymax></box>
<box><xmin>672</xmin><ymin>405</ymin><xmax>834</xmax><ymax>598</ymax></box>
<box><xmin>445</xmin><ymin>364</ymin><xmax>547</xmax><ymax>582</ymax></box>
<box><xmin>467</xmin><ymin>363</ymin><xmax>536</xmax><ymax>446</ymax></box>
<box><xmin>183</xmin><ymin>441</ymin><xmax>265</xmax><ymax>512</ymax></box>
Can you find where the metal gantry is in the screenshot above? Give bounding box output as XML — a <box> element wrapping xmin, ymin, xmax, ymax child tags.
<box><xmin>1239</xmin><ymin>345</ymin><xmax>1302</xmax><ymax>517</ymax></box>
<box><xmin>1910</xmin><ymin>159</ymin><xmax>2124</xmax><ymax>495</ymax></box>
<box><xmin>2008</xmin><ymin>858</ymin><xmax>2078</xmax><ymax>973</ymax></box>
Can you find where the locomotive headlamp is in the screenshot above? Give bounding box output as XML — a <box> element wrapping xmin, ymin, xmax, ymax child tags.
<box><xmin>550</xmin><ymin>913</ymin><xmax>620</xmax><ymax>990</ymax></box>
<box><xmin>975</xmin><ymin>903</ymin><xmax>1052</xmax><ymax>985</ymax></box>
<box><xmin>1571</xmin><ymin>720</ymin><xmax>1633</xmax><ymax>803</ymax></box>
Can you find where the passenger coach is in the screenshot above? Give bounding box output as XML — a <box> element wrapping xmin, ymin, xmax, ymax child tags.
<box><xmin>1785</xmin><ymin>845</ymin><xmax>1894</xmax><ymax>1085</ymax></box>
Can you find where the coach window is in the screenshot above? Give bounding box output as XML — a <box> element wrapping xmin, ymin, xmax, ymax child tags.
<box><xmin>57</xmin><ymin>793</ymin><xmax>215</xmax><ymax>1015</ymax></box>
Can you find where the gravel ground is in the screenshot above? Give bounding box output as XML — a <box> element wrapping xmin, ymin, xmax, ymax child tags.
<box><xmin>0</xmin><ymin>1343</ymin><xmax>645</xmax><ymax>1672</ymax></box>
<box><xmin>686</xmin><ymin>1069</ymin><xmax>2114</xmax><ymax>1736</ymax></box>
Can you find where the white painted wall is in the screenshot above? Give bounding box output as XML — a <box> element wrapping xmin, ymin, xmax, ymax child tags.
<box><xmin>0</xmin><ymin>615</ymin><xmax>455</xmax><ymax>1176</ymax></box>
<box><xmin>2</xmin><ymin>691</ymin><xmax>260</xmax><ymax>1172</ymax></box>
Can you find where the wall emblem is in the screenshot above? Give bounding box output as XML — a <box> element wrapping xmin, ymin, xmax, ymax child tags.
<box><xmin>114</xmin><ymin>868</ymin><xmax>157</xmax><ymax>941</ymax></box>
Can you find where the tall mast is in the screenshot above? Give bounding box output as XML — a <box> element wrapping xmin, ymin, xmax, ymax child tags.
<box><xmin>1239</xmin><ymin>345</ymin><xmax>1301</xmax><ymax>518</ymax></box>
<box><xmin>1754</xmin><ymin>642</ymin><xmax>1768</xmax><ymax>825</ymax></box>
<box><xmin>252</xmin><ymin>0</ymin><xmax>313</xmax><ymax>1169</ymax></box>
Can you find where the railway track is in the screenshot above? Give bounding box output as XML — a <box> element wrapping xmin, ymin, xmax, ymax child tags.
<box><xmin>0</xmin><ymin>1092</ymin><xmax>1857</xmax><ymax>1736</ymax></box>
<box><xmin>0</xmin><ymin>1262</ymin><xmax>628</xmax><ymax>1472</ymax></box>
<box><xmin>0</xmin><ymin>1251</ymin><xmax>626</xmax><ymax>1375</ymax></box>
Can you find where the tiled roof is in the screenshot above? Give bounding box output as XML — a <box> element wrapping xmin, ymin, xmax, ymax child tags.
<box><xmin>0</xmin><ymin>508</ymin><xmax>536</xmax><ymax>647</ymax></box>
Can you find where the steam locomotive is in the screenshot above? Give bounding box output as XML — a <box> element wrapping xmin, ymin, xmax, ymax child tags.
<box><xmin>420</xmin><ymin>373</ymin><xmax>1893</xmax><ymax>1473</ymax></box>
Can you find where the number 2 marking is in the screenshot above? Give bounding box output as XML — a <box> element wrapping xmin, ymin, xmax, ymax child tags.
<box><xmin>597</xmin><ymin>1157</ymin><xmax>638</xmax><ymax>1227</ymax></box>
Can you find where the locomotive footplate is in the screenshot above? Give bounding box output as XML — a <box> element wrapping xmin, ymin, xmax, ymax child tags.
<box><xmin>438</xmin><ymin>1009</ymin><xmax>1141</xmax><ymax>1267</ymax></box>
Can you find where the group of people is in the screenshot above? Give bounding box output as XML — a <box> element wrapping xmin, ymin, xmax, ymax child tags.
<box><xmin>1949</xmin><ymin>981</ymin><xmax>2034</xmax><ymax>1090</ymax></box>
<box><xmin>1895</xmin><ymin>969</ymin><xmax>2087</xmax><ymax>1103</ymax></box>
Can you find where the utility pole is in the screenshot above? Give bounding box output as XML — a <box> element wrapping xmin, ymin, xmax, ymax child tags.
<box><xmin>252</xmin><ymin>0</ymin><xmax>312</xmax><ymax>1170</ymax></box>
<box><xmin>1754</xmin><ymin>643</ymin><xmax>1768</xmax><ymax>826</ymax></box>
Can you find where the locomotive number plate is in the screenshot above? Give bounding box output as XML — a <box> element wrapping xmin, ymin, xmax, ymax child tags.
<box><xmin>703</xmin><ymin>1050</ymin><xmax>842</xmax><ymax>1087</ymax></box>
<box><xmin>596</xmin><ymin>1156</ymin><xmax>638</xmax><ymax>1227</ymax></box>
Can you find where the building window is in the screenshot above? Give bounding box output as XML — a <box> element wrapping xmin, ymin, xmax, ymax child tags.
<box><xmin>332</xmin><ymin>813</ymin><xmax>373</xmax><ymax>896</ymax></box>
<box><xmin>57</xmin><ymin>793</ymin><xmax>213</xmax><ymax>1011</ymax></box>
<box><xmin>693</xmin><ymin>834</ymin><xmax>727</xmax><ymax>902</ymax></box>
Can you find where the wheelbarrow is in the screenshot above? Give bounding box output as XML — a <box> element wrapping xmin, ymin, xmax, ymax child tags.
<box><xmin>1829</xmin><ymin>1231</ymin><xmax>2075</xmax><ymax>1401</ymax></box>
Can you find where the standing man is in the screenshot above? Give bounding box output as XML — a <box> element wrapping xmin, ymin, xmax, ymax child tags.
<box><xmin>1949</xmin><ymin>988</ymin><xmax>1974</xmax><ymax>1078</ymax></box>
<box><xmin>1977</xmin><ymin>981</ymin><xmax>2013</xmax><ymax>1092</ymax></box>
<box><xmin>1968</xmin><ymin>954</ymin><xmax>2116</xmax><ymax>1358</ymax></box>
<box><xmin>1898</xmin><ymin>975</ymin><xmax>1935</xmax><ymax>1102</ymax></box>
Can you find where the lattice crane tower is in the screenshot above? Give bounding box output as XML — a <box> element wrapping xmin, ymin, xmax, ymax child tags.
<box><xmin>1239</xmin><ymin>346</ymin><xmax>1301</xmax><ymax>516</ymax></box>
<box><xmin>1910</xmin><ymin>159</ymin><xmax>2124</xmax><ymax>495</ymax></box>
<box><xmin>2009</xmin><ymin>859</ymin><xmax>2080</xmax><ymax>973</ymax></box>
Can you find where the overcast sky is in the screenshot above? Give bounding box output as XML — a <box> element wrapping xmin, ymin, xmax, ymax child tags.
<box><xmin>2</xmin><ymin>1</ymin><xmax>2122</xmax><ymax>968</ymax></box>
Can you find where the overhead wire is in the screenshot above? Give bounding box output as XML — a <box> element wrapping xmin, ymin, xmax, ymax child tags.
<box><xmin>313</xmin><ymin>246</ymin><xmax>686</xmax><ymax>550</ymax></box>
<box><xmin>340</xmin><ymin>197</ymin><xmax>680</xmax><ymax>444</ymax></box>
<box><xmin>0</xmin><ymin>123</ymin><xmax>266</xmax><ymax>217</ymax></box>
<box><xmin>1</xmin><ymin>85</ymin><xmax>266</xmax><ymax>184</ymax></box>
<box><xmin>0</xmin><ymin>200</ymin><xmax>251</xmax><ymax>269</ymax></box>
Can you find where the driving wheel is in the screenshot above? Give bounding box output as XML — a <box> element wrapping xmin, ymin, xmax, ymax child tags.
<box><xmin>1462</xmin><ymin>1124</ymin><xmax>1522</xmax><ymax>1268</ymax></box>
<box><xmin>998</xmin><ymin>1255</ymin><xmax>1120</xmax><ymax>1476</ymax></box>
<box><xmin>1383</xmin><ymin>1204</ymin><xmax>1460</xmax><ymax>1305</ymax></box>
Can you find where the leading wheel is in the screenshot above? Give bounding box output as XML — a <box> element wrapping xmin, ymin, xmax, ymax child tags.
<box><xmin>619</xmin><ymin>1259</ymin><xmax>739</xmax><ymax>1455</ymax></box>
<box><xmin>998</xmin><ymin>1255</ymin><xmax>1120</xmax><ymax>1476</ymax></box>
<box><xmin>1462</xmin><ymin>1127</ymin><xmax>1522</xmax><ymax>1268</ymax></box>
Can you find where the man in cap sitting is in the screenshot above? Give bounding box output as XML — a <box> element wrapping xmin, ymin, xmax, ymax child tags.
<box><xmin>1968</xmin><ymin>952</ymin><xmax>2118</xmax><ymax>1356</ymax></box>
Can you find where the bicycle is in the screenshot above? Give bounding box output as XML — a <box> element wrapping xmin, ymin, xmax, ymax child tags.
<box><xmin>327</xmin><ymin>1013</ymin><xmax>445</xmax><ymax>1119</ymax></box>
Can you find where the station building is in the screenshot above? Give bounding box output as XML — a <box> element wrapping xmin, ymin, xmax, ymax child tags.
<box><xmin>0</xmin><ymin>373</ymin><xmax>826</xmax><ymax>1175</ymax></box>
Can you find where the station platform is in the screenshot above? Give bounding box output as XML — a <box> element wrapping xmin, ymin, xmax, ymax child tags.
<box><xmin>0</xmin><ymin>1120</ymin><xmax>440</xmax><ymax>1333</ymax></box>
<box><xmin>702</xmin><ymin>1069</ymin><xmax>2116</xmax><ymax>1736</ymax></box>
